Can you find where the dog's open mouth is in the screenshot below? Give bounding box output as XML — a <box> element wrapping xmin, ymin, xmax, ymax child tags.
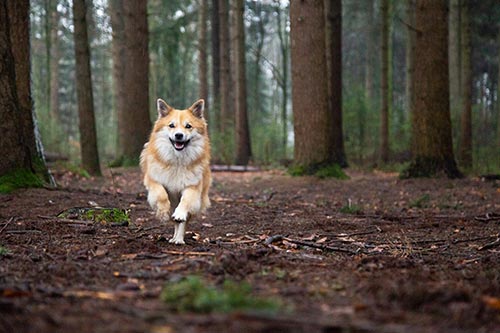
<box><xmin>170</xmin><ymin>139</ymin><xmax>190</xmax><ymax>151</ymax></box>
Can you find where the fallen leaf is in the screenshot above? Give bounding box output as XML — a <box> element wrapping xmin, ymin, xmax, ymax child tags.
<box><xmin>482</xmin><ymin>296</ymin><xmax>500</xmax><ymax>310</ymax></box>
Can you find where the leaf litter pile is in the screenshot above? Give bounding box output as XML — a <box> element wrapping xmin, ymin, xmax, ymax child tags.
<box><xmin>1</xmin><ymin>167</ymin><xmax>500</xmax><ymax>332</ymax></box>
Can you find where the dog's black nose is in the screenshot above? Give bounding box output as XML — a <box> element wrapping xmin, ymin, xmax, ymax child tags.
<box><xmin>175</xmin><ymin>133</ymin><xmax>184</xmax><ymax>140</ymax></box>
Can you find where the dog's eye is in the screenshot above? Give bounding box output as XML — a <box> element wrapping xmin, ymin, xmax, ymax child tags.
<box><xmin>185</xmin><ymin>124</ymin><xmax>192</xmax><ymax>129</ymax></box>
<box><xmin>168</xmin><ymin>123</ymin><xmax>175</xmax><ymax>128</ymax></box>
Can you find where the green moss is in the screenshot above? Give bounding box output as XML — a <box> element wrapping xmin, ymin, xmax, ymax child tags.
<box><xmin>288</xmin><ymin>163</ymin><xmax>349</xmax><ymax>179</ymax></box>
<box><xmin>0</xmin><ymin>168</ymin><xmax>44</xmax><ymax>193</ymax></box>
<box><xmin>0</xmin><ymin>246</ymin><xmax>8</xmax><ymax>256</ymax></box>
<box><xmin>161</xmin><ymin>276</ymin><xmax>281</xmax><ymax>314</ymax></box>
<box><xmin>57</xmin><ymin>207</ymin><xmax>130</xmax><ymax>225</ymax></box>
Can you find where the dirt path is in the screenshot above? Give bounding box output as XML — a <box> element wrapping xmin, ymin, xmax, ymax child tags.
<box><xmin>1</xmin><ymin>167</ymin><xmax>499</xmax><ymax>332</ymax></box>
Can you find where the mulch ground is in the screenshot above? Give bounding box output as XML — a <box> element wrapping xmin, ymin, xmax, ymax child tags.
<box><xmin>1</xmin><ymin>167</ymin><xmax>499</xmax><ymax>333</ymax></box>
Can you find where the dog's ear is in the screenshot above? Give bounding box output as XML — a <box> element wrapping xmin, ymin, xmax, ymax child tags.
<box><xmin>189</xmin><ymin>99</ymin><xmax>205</xmax><ymax>119</ymax></box>
<box><xmin>157</xmin><ymin>99</ymin><xmax>172</xmax><ymax>118</ymax></box>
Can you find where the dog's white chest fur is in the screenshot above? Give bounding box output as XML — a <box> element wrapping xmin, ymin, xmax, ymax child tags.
<box><xmin>148</xmin><ymin>158</ymin><xmax>203</xmax><ymax>194</ymax></box>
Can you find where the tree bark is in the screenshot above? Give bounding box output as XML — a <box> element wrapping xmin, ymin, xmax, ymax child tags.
<box><xmin>405</xmin><ymin>0</ymin><xmax>415</xmax><ymax>121</ymax></box>
<box><xmin>234</xmin><ymin>0</ymin><xmax>251</xmax><ymax>165</ymax></box>
<box><xmin>49</xmin><ymin>5</ymin><xmax>60</xmax><ymax>122</ymax></box>
<box><xmin>276</xmin><ymin>3</ymin><xmax>289</xmax><ymax>159</ymax></box>
<box><xmin>218</xmin><ymin>0</ymin><xmax>232</xmax><ymax>132</ymax></box>
<box><xmin>0</xmin><ymin>0</ymin><xmax>50</xmax><ymax>184</ymax></box>
<box><xmin>380</xmin><ymin>0</ymin><xmax>390</xmax><ymax>164</ymax></box>
<box><xmin>324</xmin><ymin>0</ymin><xmax>347</xmax><ymax>167</ymax></box>
<box><xmin>364</xmin><ymin>0</ymin><xmax>375</xmax><ymax>104</ymax></box>
<box><xmin>6</xmin><ymin>0</ymin><xmax>51</xmax><ymax>182</ymax></box>
<box><xmin>73</xmin><ymin>0</ymin><xmax>101</xmax><ymax>176</ymax></box>
<box><xmin>109</xmin><ymin>0</ymin><xmax>126</xmax><ymax>161</ymax></box>
<box><xmin>448</xmin><ymin>0</ymin><xmax>462</xmax><ymax>120</ymax></box>
<box><xmin>290</xmin><ymin>0</ymin><xmax>332</xmax><ymax>171</ymax></box>
<box><xmin>121</xmin><ymin>0</ymin><xmax>151</xmax><ymax>165</ymax></box>
<box><xmin>458</xmin><ymin>1</ymin><xmax>472</xmax><ymax>169</ymax></box>
<box><xmin>403</xmin><ymin>0</ymin><xmax>461</xmax><ymax>178</ymax></box>
<box><xmin>198</xmin><ymin>0</ymin><xmax>209</xmax><ymax>111</ymax></box>
<box><xmin>211</xmin><ymin>0</ymin><xmax>220</xmax><ymax>129</ymax></box>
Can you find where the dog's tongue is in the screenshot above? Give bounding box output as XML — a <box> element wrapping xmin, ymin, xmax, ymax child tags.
<box><xmin>175</xmin><ymin>142</ymin><xmax>185</xmax><ymax>149</ymax></box>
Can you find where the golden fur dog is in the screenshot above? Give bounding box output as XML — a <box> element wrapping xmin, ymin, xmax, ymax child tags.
<box><xmin>140</xmin><ymin>99</ymin><xmax>211</xmax><ymax>245</ymax></box>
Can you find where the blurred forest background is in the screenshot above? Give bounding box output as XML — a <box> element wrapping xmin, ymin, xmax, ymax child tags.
<box><xmin>28</xmin><ymin>0</ymin><xmax>500</xmax><ymax>174</ymax></box>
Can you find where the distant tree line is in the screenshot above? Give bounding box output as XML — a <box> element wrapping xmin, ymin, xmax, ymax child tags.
<box><xmin>1</xmin><ymin>0</ymin><xmax>500</xmax><ymax>187</ymax></box>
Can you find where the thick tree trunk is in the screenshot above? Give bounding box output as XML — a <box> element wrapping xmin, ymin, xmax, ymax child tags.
<box><xmin>121</xmin><ymin>0</ymin><xmax>151</xmax><ymax>165</ymax></box>
<box><xmin>290</xmin><ymin>0</ymin><xmax>331</xmax><ymax>171</ymax></box>
<box><xmin>458</xmin><ymin>1</ymin><xmax>472</xmax><ymax>169</ymax></box>
<box><xmin>73</xmin><ymin>0</ymin><xmax>101</xmax><ymax>176</ymax></box>
<box><xmin>380</xmin><ymin>0</ymin><xmax>390</xmax><ymax>164</ymax></box>
<box><xmin>0</xmin><ymin>1</ymin><xmax>30</xmax><ymax>175</ymax></box>
<box><xmin>234</xmin><ymin>0</ymin><xmax>251</xmax><ymax>165</ymax></box>
<box><xmin>405</xmin><ymin>0</ymin><xmax>415</xmax><ymax>120</ymax></box>
<box><xmin>449</xmin><ymin>0</ymin><xmax>462</xmax><ymax>120</ymax></box>
<box><xmin>6</xmin><ymin>0</ymin><xmax>51</xmax><ymax>183</ymax></box>
<box><xmin>324</xmin><ymin>0</ymin><xmax>347</xmax><ymax>167</ymax></box>
<box><xmin>403</xmin><ymin>0</ymin><xmax>461</xmax><ymax>178</ymax></box>
<box><xmin>109</xmin><ymin>0</ymin><xmax>126</xmax><ymax>161</ymax></box>
<box><xmin>198</xmin><ymin>0</ymin><xmax>209</xmax><ymax>110</ymax></box>
<box><xmin>1</xmin><ymin>0</ymin><xmax>50</xmax><ymax>186</ymax></box>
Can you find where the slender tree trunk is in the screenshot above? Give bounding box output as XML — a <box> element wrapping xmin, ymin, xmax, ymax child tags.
<box><xmin>121</xmin><ymin>1</ymin><xmax>151</xmax><ymax>165</ymax></box>
<box><xmin>276</xmin><ymin>4</ymin><xmax>289</xmax><ymax>159</ymax></box>
<box><xmin>1</xmin><ymin>0</ymin><xmax>50</xmax><ymax>183</ymax></box>
<box><xmin>234</xmin><ymin>0</ymin><xmax>251</xmax><ymax>165</ymax></box>
<box><xmin>324</xmin><ymin>0</ymin><xmax>347</xmax><ymax>167</ymax></box>
<box><xmin>403</xmin><ymin>0</ymin><xmax>461</xmax><ymax>178</ymax></box>
<box><xmin>211</xmin><ymin>0</ymin><xmax>220</xmax><ymax>130</ymax></box>
<box><xmin>198</xmin><ymin>0</ymin><xmax>209</xmax><ymax>110</ymax></box>
<box><xmin>73</xmin><ymin>0</ymin><xmax>101</xmax><ymax>176</ymax></box>
<box><xmin>458</xmin><ymin>1</ymin><xmax>472</xmax><ymax>169</ymax></box>
<box><xmin>380</xmin><ymin>0</ymin><xmax>390</xmax><ymax>164</ymax></box>
<box><xmin>364</xmin><ymin>0</ymin><xmax>375</xmax><ymax>103</ymax></box>
<box><xmin>109</xmin><ymin>0</ymin><xmax>126</xmax><ymax>161</ymax></box>
<box><xmin>290</xmin><ymin>0</ymin><xmax>331</xmax><ymax>171</ymax></box>
<box><xmin>218</xmin><ymin>0</ymin><xmax>231</xmax><ymax>132</ymax></box>
<box><xmin>49</xmin><ymin>5</ymin><xmax>60</xmax><ymax>122</ymax></box>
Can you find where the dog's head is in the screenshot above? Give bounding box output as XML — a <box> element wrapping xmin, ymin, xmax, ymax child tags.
<box><xmin>151</xmin><ymin>98</ymin><xmax>208</xmax><ymax>161</ymax></box>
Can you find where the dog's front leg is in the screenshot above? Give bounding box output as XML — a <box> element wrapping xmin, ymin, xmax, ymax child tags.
<box><xmin>171</xmin><ymin>185</ymin><xmax>201</xmax><ymax>244</ymax></box>
<box><xmin>144</xmin><ymin>177</ymin><xmax>171</xmax><ymax>222</ymax></box>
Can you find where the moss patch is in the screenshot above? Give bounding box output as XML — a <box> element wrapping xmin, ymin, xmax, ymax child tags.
<box><xmin>0</xmin><ymin>168</ymin><xmax>44</xmax><ymax>193</ymax></box>
<box><xmin>161</xmin><ymin>276</ymin><xmax>281</xmax><ymax>314</ymax></box>
<box><xmin>57</xmin><ymin>207</ymin><xmax>130</xmax><ymax>225</ymax></box>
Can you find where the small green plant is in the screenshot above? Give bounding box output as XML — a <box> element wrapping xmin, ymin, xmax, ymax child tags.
<box><xmin>56</xmin><ymin>162</ymin><xmax>90</xmax><ymax>178</ymax></box>
<box><xmin>340</xmin><ymin>204</ymin><xmax>362</xmax><ymax>214</ymax></box>
<box><xmin>0</xmin><ymin>246</ymin><xmax>9</xmax><ymax>256</ymax></box>
<box><xmin>409</xmin><ymin>194</ymin><xmax>431</xmax><ymax>208</ymax></box>
<box><xmin>0</xmin><ymin>168</ymin><xmax>44</xmax><ymax>193</ymax></box>
<box><xmin>161</xmin><ymin>276</ymin><xmax>281</xmax><ymax>314</ymax></box>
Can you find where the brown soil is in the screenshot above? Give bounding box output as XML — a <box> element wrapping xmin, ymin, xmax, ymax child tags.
<box><xmin>1</xmin><ymin>167</ymin><xmax>500</xmax><ymax>333</ymax></box>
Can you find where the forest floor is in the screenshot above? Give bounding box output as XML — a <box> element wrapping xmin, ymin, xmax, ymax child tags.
<box><xmin>1</xmin><ymin>166</ymin><xmax>500</xmax><ymax>333</ymax></box>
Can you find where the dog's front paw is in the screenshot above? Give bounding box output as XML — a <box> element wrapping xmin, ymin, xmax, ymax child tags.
<box><xmin>171</xmin><ymin>208</ymin><xmax>188</xmax><ymax>223</ymax></box>
<box><xmin>169</xmin><ymin>237</ymin><xmax>185</xmax><ymax>245</ymax></box>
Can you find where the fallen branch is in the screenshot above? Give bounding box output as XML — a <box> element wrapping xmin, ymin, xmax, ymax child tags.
<box><xmin>162</xmin><ymin>250</ymin><xmax>215</xmax><ymax>257</ymax></box>
<box><xmin>0</xmin><ymin>217</ymin><xmax>14</xmax><ymax>234</ymax></box>
<box><xmin>265</xmin><ymin>235</ymin><xmax>360</xmax><ymax>255</ymax></box>
<box><xmin>478</xmin><ymin>237</ymin><xmax>500</xmax><ymax>251</ymax></box>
